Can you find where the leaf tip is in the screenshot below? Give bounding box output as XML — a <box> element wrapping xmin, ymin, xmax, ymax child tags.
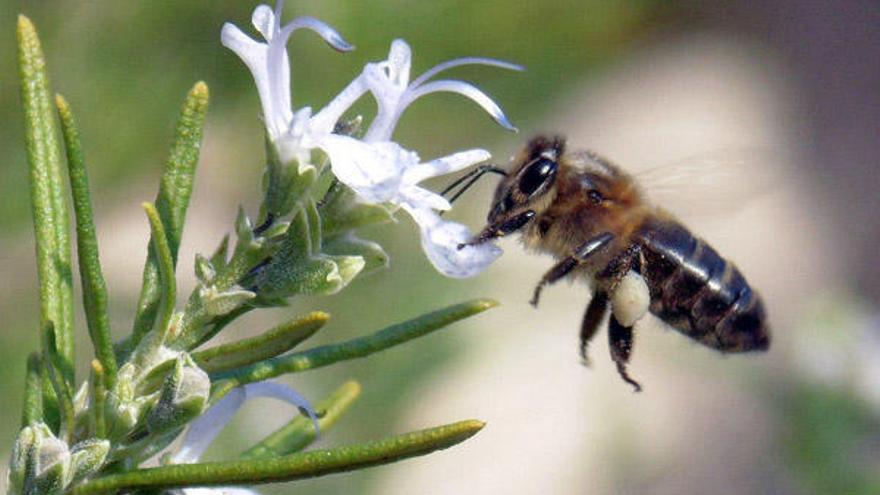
<box><xmin>190</xmin><ymin>81</ymin><xmax>210</xmax><ymax>105</ymax></box>
<box><xmin>458</xmin><ymin>419</ymin><xmax>486</xmax><ymax>434</ymax></box>
<box><xmin>340</xmin><ymin>380</ymin><xmax>362</xmax><ymax>397</ymax></box>
<box><xmin>306</xmin><ymin>310</ymin><xmax>331</xmax><ymax>324</ymax></box>
<box><xmin>54</xmin><ymin>93</ymin><xmax>69</xmax><ymax>113</ymax></box>
<box><xmin>474</xmin><ymin>298</ymin><xmax>500</xmax><ymax>311</ymax></box>
<box><xmin>17</xmin><ymin>14</ymin><xmax>35</xmax><ymax>36</ymax></box>
<box><xmin>193</xmin><ymin>80</ymin><xmax>209</xmax><ymax>92</ymax></box>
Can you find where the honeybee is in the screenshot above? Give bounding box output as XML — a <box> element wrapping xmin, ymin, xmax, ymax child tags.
<box><xmin>450</xmin><ymin>135</ymin><xmax>770</xmax><ymax>391</ymax></box>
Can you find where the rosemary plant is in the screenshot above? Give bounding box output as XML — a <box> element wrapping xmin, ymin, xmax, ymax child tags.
<box><xmin>8</xmin><ymin>2</ymin><xmax>520</xmax><ymax>493</ymax></box>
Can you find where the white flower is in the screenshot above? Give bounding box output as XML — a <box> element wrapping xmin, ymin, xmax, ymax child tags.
<box><xmin>318</xmin><ymin>138</ymin><xmax>486</xmax><ymax>209</ymax></box>
<box><xmin>403</xmin><ymin>205</ymin><xmax>502</xmax><ymax>278</ymax></box>
<box><xmin>221</xmin><ymin>1</ymin><xmax>355</xmax><ymax>166</ymax></box>
<box><xmin>223</xmin><ymin>1</ymin><xmax>519</xmax><ymax>277</ymax></box>
<box><xmin>171</xmin><ymin>381</ymin><xmax>318</xmax><ymax>465</ymax></box>
<box><xmin>357</xmin><ymin>39</ymin><xmax>521</xmax><ymax>142</ymax></box>
<box><xmin>318</xmin><ymin>137</ymin><xmax>503</xmax><ymax>277</ymax></box>
<box><xmin>319</xmin><ymin>37</ymin><xmax>520</xmax><ymax>197</ymax></box>
<box><xmin>315</xmin><ymin>39</ymin><xmax>519</xmax><ymax>278</ymax></box>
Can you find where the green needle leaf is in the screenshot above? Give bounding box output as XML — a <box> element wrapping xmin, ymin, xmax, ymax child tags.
<box><xmin>71</xmin><ymin>420</ymin><xmax>485</xmax><ymax>494</ymax></box>
<box><xmin>17</xmin><ymin>14</ymin><xmax>75</xmax><ymax>395</ymax></box>
<box><xmin>319</xmin><ymin>184</ymin><xmax>393</xmax><ymax>237</ymax></box>
<box><xmin>143</xmin><ymin>202</ymin><xmax>177</xmax><ymax>342</ymax></box>
<box><xmin>213</xmin><ymin>299</ymin><xmax>498</xmax><ymax>387</ymax></box>
<box><xmin>130</xmin><ymin>82</ymin><xmax>209</xmax><ymax>352</ymax></box>
<box><xmin>55</xmin><ymin>93</ymin><xmax>117</xmax><ymax>387</ymax></box>
<box><xmin>242</xmin><ymin>380</ymin><xmax>361</xmax><ymax>459</ymax></box>
<box><xmin>21</xmin><ymin>353</ymin><xmax>43</xmax><ymax>427</ymax></box>
<box><xmin>42</xmin><ymin>322</ymin><xmax>74</xmax><ymax>441</ymax></box>
<box><xmin>89</xmin><ymin>360</ymin><xmax>107</xmax><ymax>439</ymax></box>
<box><xmin>194</xmin><ymin>311</ymin><xmax>330</xmax><ymax>374</ymax></box>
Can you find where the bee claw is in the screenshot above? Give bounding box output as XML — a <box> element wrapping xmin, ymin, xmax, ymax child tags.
<box><xmin>615</xmin><ymin>361</ymin><xmax>643</xmax><ymax>392</ymax></box>
<box><xmin>529</xmin><ymin>288</ymin><xmax>542</xmax><ymax>307</ymax></box>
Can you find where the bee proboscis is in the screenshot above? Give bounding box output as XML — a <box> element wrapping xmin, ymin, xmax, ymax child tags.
<box><xmin>449</xmin><ymin>135</ymin><xmax>770</xmax><ymax>391</ymax></box>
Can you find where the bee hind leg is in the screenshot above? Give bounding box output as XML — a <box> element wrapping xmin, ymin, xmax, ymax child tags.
<box><xmin>608</xmin><ymin>316</ymin><xmax>642</xmax><ymax>392</ymax></box>
<box><xmin>530</xmin><ymin>232</ymin><xmax>614</xmax><ymax>307</ymax></box>
<box><xmin>579</xmin><ymin>292</ymin><xmax>608</xmax><ymax>365</ymax></box>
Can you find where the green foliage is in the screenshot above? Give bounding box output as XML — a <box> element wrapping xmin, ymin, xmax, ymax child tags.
<box><xmin>9</xmin><ymin>13</ymin><xmax>499</xmax><ymax>495</ymax></box>
<box><xmin>56</xmin><ymin>94</ymin><xmax>117</xmax><ymax>388</ymax></box>
<box><xmin>70</xmin><ymin>420</ymin><xmax>485</xmax><ymax>495</ymax></box>
<box><xmin>16</xmin><ymin>16</ymin><xmax>75</xmax><ymax>426</ymax></box>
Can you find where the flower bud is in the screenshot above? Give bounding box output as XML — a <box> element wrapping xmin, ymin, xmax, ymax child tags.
<box><xmin>146</xmin><ymin>354</ymin><xmax>209</xmax><ymax>434</ymax></box>
<box><xmin>194</xmin><ymin>253</ymin><xmax>216</xmax><ymax>285</ymax></box>
<box><xmin>9</xmin><ymin>423</ymin><xmax>73</xmax><ymax>495</ymax></box>
<box><xmin>69</xmin><ymin>438</ymin><xmax>109</xmax><ymax>482</ymax></box>
<box><xmin>235</xmin><ymin>207</ymin><xmax>255</xmax><ymax>245</ymax></box>
<box><xmin>199</xmin><ymin>285</ymin><xmax>256</xmax><ymax>317</ymax></box>
<box><xmin>324</xmin><ymin>233</ymin><xmax>389</xmax><ymax>274</ymax></box>
<box><xmin>106</xmin><ymin>363</ymin><xmax>149</xmax><ymax>437</ymax></box>
<box><xmin>8</xmin><ymin>424</ymin><xmax>37</xmax><ymax>494</ymax></box>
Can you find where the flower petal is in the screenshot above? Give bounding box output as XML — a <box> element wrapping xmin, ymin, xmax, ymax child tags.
<box><xmin>404</xmin><ymin>206</ymin><xmax>502</xmax><ymax>278</ymax></box>
<box><xmin>268</xmin><ymin>15</ymin><xmax>354</xmax><ymax>108</ymax></box>
<box><xmin>383</xmin><ymin>39</ymin><xmax>412</xmax><ymax>88</ymax></box>
<box><xmin>308</xmin><ymin>73</ymin><xmax>370</xmax><ymax>136</ymax></box>
<box><xmin>172</xmin><ymin>387</ymin><xmax>246</xmax><ymax>464</ymax></box>
<box><xmin>319</xmin><ymin>136</ymin><xmax>417</xmax><ymax>202</ymax></box>
<box><xmin>252</xmin><ymin>4</ymin><xmax>275</xmax><ymax>40</ymax></box>
<box><xmin>402</xmin><ymin>149</ymin><xmax>491</xmax><ymax>185</ymax></box>
<box><xmin>241</xmin><ymin>381</ymin><xmax>319</xmax><ymax>436</ymax></box>
<box><xmin>171</xmin><ymin>381</ymin><xmax>318</xmax><ymax>464</ymax></box>
<box><xmin>403</xmin><ymin>79</ymin><xmax>517</xmax><ymax>132</ymax></box>
<box><xmin>410</xmin><ymin>57</ymin><xmax>524</xmax><ymax>89</ymax></box>
<box><xmin>221</xmin><ymin>23</ymin><xmax>285</xmax><ymax>139</ymax></box>
<box><xmin>400</xmin><ymin>185</ymin><xmax>451</xmax><ymax>211</ymax></box>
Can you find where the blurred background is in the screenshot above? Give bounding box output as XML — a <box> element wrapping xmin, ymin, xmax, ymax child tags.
<box><xmin>1</xmin><ymin>1</ymin><xmax>878</xmax><ymax>493</ymax></box>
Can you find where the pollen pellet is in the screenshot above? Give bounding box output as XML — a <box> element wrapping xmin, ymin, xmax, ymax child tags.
<box><xmin>611</xmin><ymin>271</ymin><xmax>650</xmax><ymax>328</ymax></box>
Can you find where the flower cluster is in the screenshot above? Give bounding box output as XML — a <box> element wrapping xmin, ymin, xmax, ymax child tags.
<box><xmin>221</xmin><ymin>0</ymin><xmax>520</xmax><ymax>277</ymax></box>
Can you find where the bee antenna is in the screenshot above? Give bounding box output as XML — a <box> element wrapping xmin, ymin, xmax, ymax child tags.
<box><xmin>440</xmin><ymin>164</ymin><xmax>507</xmax><ymax>206</ymax></box>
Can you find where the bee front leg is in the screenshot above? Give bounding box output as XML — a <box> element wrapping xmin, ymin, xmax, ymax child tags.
<box><xmin>608</xmin><ymin>316</ymin><xmax>642</xmax><ymax>392</ymax></box>
<box><xmin>530</xmin><ymin>232</ymin><xmax>614</xmax><ymax>307</ymax></box>
<box><xmin>459</xmin><ymin>210</ymin><xmax>536</xmax><ymax>248</ymax></box>
<box><xmin>580</xmin><ymin>292</ymin><xmax>608</xmax><ymax>365</ymax></box>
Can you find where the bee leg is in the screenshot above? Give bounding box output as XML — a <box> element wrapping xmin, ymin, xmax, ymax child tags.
<box><xmin>608</xmin><ymin>316</ymin><xmax>643</xmax><ymax>392</ymax></box>
<box><xmin>579</xmin><ymin>292</ymin><xmax>608</xmax><ymax>365</ymax></box>
<box><xmin>459</xmin><ymin>210</ymin><xmax>536</xmax><ymax>248</ymax></box>
<box><xmin>599</xmin><ymin>244</ymin><xmax>642</xmax><ymax>286</ymax></box>
<box><xmin>530</xmin><ymin>232</ymin><xmax>614</xmax><ymax>307</ymax></box>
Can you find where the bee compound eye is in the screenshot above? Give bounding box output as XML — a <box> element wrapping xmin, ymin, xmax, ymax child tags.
<box><xmin>519</xmin><ymin>157</ymin><xmax>557</xmax><ymax>197</ymax></box>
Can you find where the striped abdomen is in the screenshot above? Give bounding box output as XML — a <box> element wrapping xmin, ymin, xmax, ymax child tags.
<box><xmin>634</xmin><ymin>218</ymin><xmax>770</xmax><ymax>352</ymax></box>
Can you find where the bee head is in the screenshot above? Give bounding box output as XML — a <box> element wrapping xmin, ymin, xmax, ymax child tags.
<box><xmin>488</xmin><ymin>135</ymin><xmax>564</xmax><ymax>223</ymax></box>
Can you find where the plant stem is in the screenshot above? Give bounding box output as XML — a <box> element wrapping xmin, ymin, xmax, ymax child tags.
<box><xmin>20</xmin><ymin>353</ymin><xmax>43</xmax><ymax>427</ymax></box>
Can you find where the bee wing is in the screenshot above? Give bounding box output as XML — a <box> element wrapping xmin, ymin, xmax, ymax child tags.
<box><xmin>635</xmin><ymin>147</ymin><xmax>786</xmax><ymax>218</ymax></box>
